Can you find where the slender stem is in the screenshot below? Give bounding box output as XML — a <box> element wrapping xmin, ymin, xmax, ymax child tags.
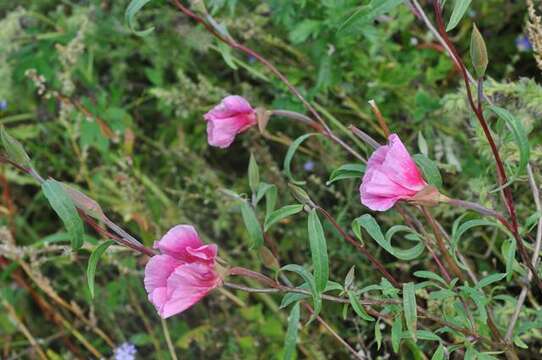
<box><xmin>349</xmin><ymin>125</ymin><xmax>380</xmax><ymax>150</ymax></box>
<box><xmin>421</xmin><ymin>207</ymin><xmax>465</xmax><ymax>281</ymax></box>
<box><xmin>431</xmin><ymin>2</ymin><xmax>542</xmax><ymax>291</ymax></box>
<box><xmin>171</xmin><ymin>1</ymin><xmax>366</xmax><ymax>163</ymax></box>
<box><xmin>271</xmin><ymin>110</ymin><xmax>366</xmax><ymax>162</ymax></box>
<box><xmin>224</xmin><ymin>281</ymin><xmax>500</xmax><ymax>348</ymax></box>
<box><xmin>367</xmin><ymin>100</ymin><xmax>390</xmax><ymax>138</ymax></box>
<box><xmin>506</xmin><ymin>164</ymin><xmax>542</xmax><ymax>340</ymax></box>
<box><xmin>271</xmin><ymin>110</ymin><xmax>323</xmax><ymax>130</ymax></box>
<box><xmin>316</xmin><ymin>207</ymin><xmax>401</xmax><ymax>288</ymax></box>
<box><xmin>302</xmin><ymin>303</ymin><xmax>363</xmax><ymax>360</ymax></box>
<box><xmin>81</xmin><ymin>212</ymin><xmax>156</xmax><ymax>257</ymax></box>
<box><xmin>161</xmin><ymin>318</ymin><xmax>179</xmax><ymax>360</ymax></box>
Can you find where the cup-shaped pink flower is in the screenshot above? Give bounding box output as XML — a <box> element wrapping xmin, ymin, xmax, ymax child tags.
<box><xmin>360</xmin><ymin>134</ymin><xmax>427</xmax><ymax>211</ymax></box>
<box><xmin>204</xmin><ymin>95</ymin><xmax>257</xmax><ymax>148</ymax></box>
<box><xmin>144</xmin><ymin>225</ymin><xmax>221</xmax><ymax>318</ymax></box>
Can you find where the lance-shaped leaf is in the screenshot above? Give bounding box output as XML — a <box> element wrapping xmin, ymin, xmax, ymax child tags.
<box><xmin>307</xmin><ymin>209</ymin><xmax>329</xmax><ymax>292</ymax></box>
<box><xmin>125</xmin><ymin>0</ymin><xmax>155</xmax><ymax>36</ymax></box>
<box><xmin>248</xmin><ymin>153</ymin><xmax>260</xmax><ymax>195</ymax></box>
<box><xmin>42</xmin><ymin>179</ymin><xmax>85</xmax><ymax>249</ymax></box>
<box><xmin>413</xmin><ymin>154</ymin><xmax>442</xmax><ymax>189</ymax></box>
<box><xmin>265</xmin><ymin>204</ymin><xmax>304</xmax><ymax>232</ymax></box>
<box><xmin>240</xmin><ymin>201</ymin><xmax>264</xmax><ymax>249</ymax></box>
<box><xmin>446</xmin><ymin>0</ymin><xmax>472</xmax><ymax>32</ymax></box>
<box><xmin>87</xmin><ymin>240</ymin><xmax>114</xmax><ymax>298</ymax></box>
<box><xmin>283</xmin><ymin>133</ymin><xmax>318</xmax><ymax>185</ymax></box>
<box><xmin>282</xmin><ymin>302</ymin><xmax>301</xmax><ymax>360</ymax></box>
<box><xmin>403</xmin><ymin>282</ymin><xmax>417</xmax><ymax>341</ymax></box>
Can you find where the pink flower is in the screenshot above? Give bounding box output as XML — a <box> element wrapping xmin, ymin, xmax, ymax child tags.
<box><xmin>360</xmin><ymin>134</ymin><xmax>427</xmax><ymax>211</ymax></box>
<box><xmin>204</xmin><ymin>95</ymin><xmax>257</xmax><ymax>148</ymax></box>
<box><xmin>144</xmin><ymin>225</ymin><xmax>221</xmax><ymax>318</ymax></box>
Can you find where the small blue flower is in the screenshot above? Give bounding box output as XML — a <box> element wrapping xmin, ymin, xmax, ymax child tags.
<box><xmin>516</xmin><ymin>35</ymin><xmax>532</xmax><ymax>52</ymax></box>
<box><xmin>0</xmin><ymin>100</ymin><xmax>7</xmax><ymax>111</ymax></box>
<box><xmin>113</xmin><ymin>342</ymin><xmax>137</xmax><ymax>360</ymax></box>
<box><xmin>247</xmin><ymin>55</ymin><xmax>256</xmax><ymax>63</ymax></box>
<box><xmin>304</xmin><ymin>160</ymin><xmax>315</xmax><ymax>172</ymax></box>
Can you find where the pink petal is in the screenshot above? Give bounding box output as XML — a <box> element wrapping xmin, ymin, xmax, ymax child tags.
<box><xmin>366</xmin><ymin>144</ymin><xmax>389</xmax><ymax>168</ymax></box>
<box><xmin>160</xmin><ymin>263</ymin><xmax>220</xmax><ymax>318</ymax></box>
<box><xmin>154</xmin><ymin>225</ymin><xmax>203</xmax><ymax>261</ymax></box>
<box><xmin>144</xmin><ymin>254</ymin><xmax>182</xmax><ymax>294</ymax></box>
<box><xmin>361</xmin><ymin>167</ymin><xmax>416</xmax><ymax>198</ymax></box>
<box><xmin>206</xmin><ymin>114</ymin><xmax>256</xmax><ymax>148</ymax></box>
<box><xmin>379</xmin><ymin>134</ymin><xmax>426</xmax><ymax>191</ymax></box>
<box><xmin>359</xmin><ymin>193</ymin><xmax>399</xmax><ymax>211</ymax></box>
<box><xmin>186</xmin><ymin>244</ymin><xmax>218</xmax><ymax>263</ymax></box>
<box><xmin>148</xmin><ymin>287</ymin><xmax>169</xmax><ymax>315</ymax></box>
<box><xmin>204</xmin><ymin>95</ymin><xmax>253</xmax><ymax>119</ymax></box>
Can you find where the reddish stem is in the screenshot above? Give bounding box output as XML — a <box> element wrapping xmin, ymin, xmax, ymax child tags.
<box><xmin>432</xmin><ymin>2</ymin><xmax>542</xmax><ymax>292</ymax></box>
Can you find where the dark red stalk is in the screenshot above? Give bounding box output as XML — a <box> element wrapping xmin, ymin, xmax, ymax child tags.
<box><xmin>432</xmin><ymin>2</ymin><xmax>542</xmax><ymax>292</ymax></box>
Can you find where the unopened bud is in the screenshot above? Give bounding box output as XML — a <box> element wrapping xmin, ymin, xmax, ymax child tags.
<box><xmin>470</xmin><ymin>24</ymin><xmax>488</xmax><ymax>78</ymax></box>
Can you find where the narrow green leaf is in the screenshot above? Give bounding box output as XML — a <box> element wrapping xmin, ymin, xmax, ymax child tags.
<box><xmin>403</xmin><ymin>282</ymin><xmax>417</xmax><ymax>341</ymax></box>
<box><xmin>283</xmin><ymin>302</ymin><xmax>301</xmax><ymax>360</ymax></box>
<box><xmin>125</xmin><ymin>0</ymin><xmax>155</xmax><ymax>36</ymax></box>
<box><xmin>264</xmin><ymin>204</ymin><xmax>304</xmax><ymax>232</ymax></box>
<box><xmin>248</xmin><ymin>153</ymin><xmax>260</xmax><ymax>194</ymax></box>
<box><xmin>280</xmin><ymin>264</ymin><xmax>321</xmax><ymax>321</ymax></box>
<box><xmin>42</xmin><ymin>179</ymin><xmax>84</xmax><ymax>249</ymax></box>
<box><xmin>283</xmin><ymin>133</ymin><xmax>317</xmax><ymax>185</ymax></box>
<box><xmin>307</xmin><ymin>209</ymin><xmax>329</xmax><ymax>292</ymax></box>
<box><xmin>338</xmin><ymin>0</ymin><xmax>403</xmax><ymax>34</ymax></box>
<box><xmin>348</xmin><ymin>291</ymin><xmax>374</xmax><ymax>321</ymax></box>
<box><xmin>453</xmin><ymin>219</ymin><xmax>501</xmax><ymax>248</ymax></box>
<box><xmin>431</xmin><ymin>344</ymin><xmax>445</xmax><ymax>360</ymax></box>
<box><xmin>464</xmin><ymin>345</ymin><xmax>478</xmax><ymax>360</ymax></box>
<box><xmin>391</xmin><ymin>315</ymin><xmax>402</xmax><ymax>353</ymax></box>
<box><xmin>374</xmin><ymin>320</ymin><xmax>382</xmax><ymax>350</ymax></box>
<box><xmin>413</xmin><ymin>154</ymin><xmax>442</xmax><ymax>188</ymax></box>
<box><xmin>217</xmin><ymin>42</ymin><xmax>238</xmax><ymax>70</ymax></box>
<box><xmin>280</xmin><ymin>292</ymin><xmax>308</xmax><ymax>309</ymax></box>
<box><xmin>502</xmin><ymin>238</ymin><xmax>517</xmax><ymax>280</ymax></box>
<box><xmin>413</xmin><ymin>271</ymin><xmax>448</xmax><ymax>286</ymax></box>
<box><xmin>87</xmin><ymin>240</ymin><xmax>114</xmax><ymax>298</ymax></box>
<box><xmin>1</xmin><ymin>126</ymin><xmax>32</xmax><ymax>168</ymax></box>
<box><xmin>477</xmin><ymin>273</ymin><xmax>506</xmax><ymax>288</ymax></box>
<box><xmin>416</xmin><ymin>330</ymin><xmax>441</xmax><ymax>342</ymax></box>
<box><xmin>490</xmin><ymin>106</ymin><xmax>530</xmax><ymax>187</ymax></box>
<box><xmin>327</xmin><ymin>163</ymin><xmax>365</xmax><ymax>185</ymax></box>
<box><xmin>240</xmin><ymin>201</ymin><xmax>264</xmax><ymax>249</ymax></box>
<box><xmin>446</xmin><ymin>0</ymin><xmax>472</xmax><ymax>32</ymax></box>
<box><xmin>356</xmin><ymin>215</ymin><xmax>424</xmax><ymax>260</ymax></box>
<box><xmin>254</xmin><ymin>182</ymin><xmax>276</xmax><ymax>211</ymax></box>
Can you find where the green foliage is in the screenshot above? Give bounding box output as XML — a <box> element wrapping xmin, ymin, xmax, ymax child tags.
<box><xmin>87</xmin><ymin>240</ymin><xmax>114</xmax><ymax>298</ymax></box>
<box><xmin>1</xmin><ymin>0</ymin><xmax>541</xmax><ymax>358</ymax></box>
<box><xmin>42</xmin><ymin>179</ymin><xmax>85</xmax><ymax>249</ymax></box>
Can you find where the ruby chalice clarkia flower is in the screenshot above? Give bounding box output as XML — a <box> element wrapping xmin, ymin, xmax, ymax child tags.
<box><xmin>144</xmin><ymin>225</ymin><xmax>222</xmax><ymax>318</ymax></box>
<box><xmin>204</xmin><ymin>95</ymin><xmax>257</xmax><ymax>148</ymax></box>
<box><xmin>360</xmin><ymin>133</ymin><xmax>443</xmax><ymax>211</ymax></box>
